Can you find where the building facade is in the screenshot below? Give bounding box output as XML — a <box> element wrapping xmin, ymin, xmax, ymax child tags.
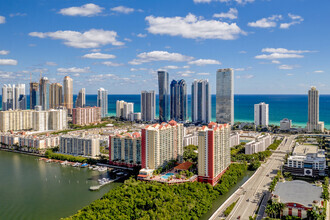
<box><xmin>39</xmin><ymin>77</ymin><xmax>50</xmax><ymax>110</ymax></box>
<box><xmin>0</xmin><ymin>110</ymin><xmax>33</xmax><ymax>131</ymax></box>
<box><xmin>72</xmin><ymin>107</ymin><xmax>101</xmax><ymax>125</ymax></box>
<box><xmin>280</xmin><ymin>118</ymin><xmax>292</xmax><ymax>130</ymax></box>
<box><xmin>158</xmin><ymin>71</ymin><xmax>170</xmax><ymax>122</ymax></box>
<box><xmin>2</xmin><ymin>84</ymin><xmax>26</xmax><ymax>111</ymax></box>
<box><xmin>191</xmin><ymin>79</ymin><xmax>211</xmax><ymax>124</ymax></box>
<box><xmin>49</xmin><ymin>83</ymin><xmax>63</xmax><ymax>109</ymax></box>
<box><xmin>30</xmin><ymin>82</ymin><xmax>40</xmax><ymax>110</ymax></box>
<box><xmin>75</xmin><ymin>88</ymin><xmax>85</xmax><ymax>108</ymax></box>
<box><xmin>97</xmin><ymin>88</ymin><xmax>108</xmax><ymax>118</ymax></box>
<box><xmin>254</xmin><ymin>102</ymin><xmax>269</xmax><ymax>127</ymax></box>
<box><xmin>198</xmin><ymin>122</ymin><xmax>231</xmax><ymax>186</ymax></box>
<box><xmin>307</xmin><ymin>87</ymin><xmax>324</xmax><ymax>132</ymax></box>
<box><xmin>245</xmin><ymin>134</ymin><xmax>272</xmax><ymax>154</ymax></box>
<box><xmin>59</xmin><ymin>135</ymin><xmax>100</xmax><ymax>157</ymax></box>
<box><xmin>141</xmin><ymin>120</ymin><xmax>184</xmax><ymax>169</ymax></box>
<box><xmin>170</xmin><ymin>79</ymin><xmax>187</xmax><ymax>122</ymax></box>
<box><xmin>109</xmin><ymin>132</ymin><xmax>141</xmax><ymax>166</ymax></box>
<box><xmin>183</xmin><ymin>132</ymin><xmax>198</xmax><ymax>147</ymax></box>
<box><xmin>230</xmin><ymin>132</ymin><xmax>240</xmax><ymax>148</ymax></box>
<box><xmin>63</xmin><ymin>76</ymin><xmax>73</xmax><ymax>114</ymax></box>
<box><xmin>141</xmin><ymin>90</ymin><xmax>155</xmax><ymax>122</ymax></box>
<box><xmin>116</xmin><ymin>100</ymin><xmax>125</xmax><ymax>118</ymax></box>
<box><xmin>216</xmin><ymin>68</ymin><xmax>234</xmax><ymax>125</ymax></box>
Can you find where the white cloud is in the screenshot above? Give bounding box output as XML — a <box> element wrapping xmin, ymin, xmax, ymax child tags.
<box><xmin>248</xmin><ymin>15</ymin><xmax>282</xmax><ymax>28</ymax></box>
<box><xmin>163</xmin><ymin>65</ymin><xmax>180</xmax><ymax>69</ymax></box>
<box><xmin>137</xmin><ymin>33</ymin><xmax>147</xmax><ymax>38</ymax></box>
<box><xmin>194</xmin><ymin>0</ymin><xmax>254</xmax><ymax>4</ymax></box>
<box><xmin>271</xmin><ymin>60</ymin><xmax>281</xmax><ymax>64</ymax></box>
<box><xmin>111</xmin><ymin>6</ymin><xmax>135</xmax><ymax>14</ymax></box>
<box><xmin>236</xmin><ymin>74</ymin><xmax>254</xmax><ymax>79</ymax></box>
<box><xmin>0</xmin><ymin>50</ymin><xmax>9</xmax><ymax>55</ymax></box>
<box><xmin>0</xmin><ymin>16</ymin><xmax>5</xmax><ymax>24</ymax></box>
<box><xmin>213</xmin><ymin>8</ymin><xmax>238</xmax><ymax>20</ymax></box>
<box><xmin>45</xmin><ymin>61</ymin><xmax>57</xmax><ymax>66</ymax></box>
<box><xmin>82</xmin><ymin>52</ymin><xmax>116</xmax><ymax>59</ymax></box>
<box><xmin>130</xmin><ymin>67</ymin><xmax>148</xmax><ymax>72</ymax></box>
<box><xmin>256</xmin><ymin>53</ymin><xmax>303</xmax><ymax>59</ymax></box>
<box><xmin>287</xmin><ymin>73</ymin><xmax>294</xmax><ymax>76</ymax></box>
<box><xmin>314</xmin><ymin>70</ymin><xmax>324</xmax><ymax>73</ymax></box>
<box><xmin>57</xmin><ymin>67</ymin><xmax>90</xmax><ymax>73</ymax></box>
<box><xmin>197</xmin><ymin>72</ymin><xmax>210</xmax><ymax>75</ymax></box>
<box><xmin>280</xmin><ymin>13</ymin><xmax>303</xmax><ymax>29</ymax></box>
<box><xmin>146</xmin><ymin>13</ymin><xmax>245</xmax><ymax>40</ymax></box>
<box><xmin>239</xmin><ymin>50</ymin><xmax>247</xmax><ymax>54</ymax></box>
<box><xmin>278</xmin><ymin>65</ymin><xmax>294</xmax><ymax>70</ymax></box>
<box><xmin>124</xmin><ymin>38</ymin><xmax>132</xmax><ymax>42</ymax></box>
<box><xmin>234</xmin><ymin>68</ymin><xmax>245</xmax><ymax>71</ymax></box>
<box><xmin>59</xmin><ymin>4</ymin><xmax>104</xmax><ymax>16</ymax></box>
<box><xmin>101</xmin><ymin>61</ymin><xmax>123</xmax><ymax>67</ymax></box>
<box><xmin>29</xmin><ymin>29</ymin><xmax>124</xmax><ymax>48</ymax></box>
<box><xmin>256</xmin><ymin>47</ymin><xmax>313</xmax><ymax>60</ymax></box>
<box><xmin>0</xmin><ymin>59</ymin><xmax>18</xmax><ymax>65</ymax></box>
<box><xmin>129</xmin><ymin>51</ymin><xmax>193</xmax><ymax>65</ymax></box>
<box><xmin>178</xmin><ymin>70</ymin><xmax>195</xmax><ymax>77</ymax></box>
<box><xmin>9</xmin><ymin>13</ymin><xmax>27</xmax><ymax>17</ymax></box>
<box><xmin>188</xmin><ymin>59</ymin><xmax>221</xmax><ymax>66</ymax></box>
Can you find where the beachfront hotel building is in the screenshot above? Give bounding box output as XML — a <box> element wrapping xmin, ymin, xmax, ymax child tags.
<box><xmin>116</xmin><ymin>100</ymin><xmax>134</xmax><ymax>120</ymax></box>
<box><xmin>191</xmin><ymin>79</ymin><xmax>211</xmax><ymax>124</ymax></box>
<box><xmin>216</xmin><ymin>68</ymin><xmax>234</xmax><ymax>125</ymax></box>
<box><xmin>72</xmin><ymin>107</ymin><xmax>101</xmax><ymax>125</ymax></box>
<box><xmin>280</xmin><ymin>118</ymin><xmax>292</xmax><ymax>131</ymax></box>
<box><xmin>158</xmin><ymin>71</ymin><xmax>170</xmax><ymax>122</ymax></box>
<box><xmin>109</xmin><ymin>132</ymin><xmax>141</xmax><ymax>166</ymax></box>
<box><xmin>97</xmin><ymin>88</ymin><xmax>108</xmax><ymax>118</ymax></box>
<box><xmin>59</xmin><ymin>134</ymin><xmax>100</xmax><ymax>157</ymax></box>
<box><xmin>75</xmin><ymin>88</ymin><xmax>86</xmax><ymax>108</ymax></box>
<box><xmin>254</xmin><ymin>102</ymin><xmax>269</xmax><ymax>127</ymax></box>
<box><xmin>307</xmin><ymin>87</ymin><xmax>324</xmax><ymax>132</ymax></box>
<box><xmin>141</xmin><ymin>90</ymin><xmax>156</xmax><ymax>122</ymax></box>
<box><xmin>170</xmin><ymin>79</ymin><xmax>187</xmax><ymax>122</ymax></box>
<box><xmin>63</xmin><ymin>76</ymin><xmax>73</xmax><ymax>114</ymax></box>
<box><xmin>141</xmin><ymin>120</ymin><xmax>184</xmax><ymax>169</ymax></box>
<box><xmin>198</xmin><ymin>122</ymin><xmax>231</xmax><ymax>186</ymax></box>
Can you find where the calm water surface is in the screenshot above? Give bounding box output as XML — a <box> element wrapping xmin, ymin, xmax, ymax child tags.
<box><xmin>0</xmin><ymin>150</ymin><xmax>121</xmax><ymax>220</ymax></box>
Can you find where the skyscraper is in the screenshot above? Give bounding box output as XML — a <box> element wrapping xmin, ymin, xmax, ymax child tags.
<box><xmin>158</xmin><ymin>71</ymin><xmax>169</xmax><ymax>122</ymax></box>
<box><xmin>254</xmin><ymin>102</ymin><xmax>269</xmax><ymax>127</ymax></box>
<box><xmin>116</xmin><ymin>100</ymin><xmax>125</xmax><ymax>118</ymax></box>
<box><xmin>30</xmin><ymin>82</ymin><xmax>39</xmax><ymax>110</ymax></box>
<box><xmin>191</xmin><ymin>79</ymin><xmax>211</xmax><ymax>124</ymax></box>
<box><xmin>97</xmin><ymin>88</ymin><xmax>108</xmax><ymax>118</ymax></box>
<box><xmin>2</xmin><ymin>84</ymin><xmax>26</xmax><ymax>111</ymax></box>
<box><xmin>216</xmin><ymin>68</ymin><xmax>234</xmax><ymax>125</ymax></box>
<box><xmin>123</xmin><ymin>102</ymin><xmax>134</xmax><ymax>120</ymax></box>
<box><xmin>307</xmin><ymin>87</ymin><xmax>324</xmax><ymax>132</ymax></box>
<box><xmin>141</xmin><ymin>90</ymin><xmax>155</xmax><ymax>122</ymax></box>
<box><xmin>75</xmin><ymin>88</ymin><xmax>86</xmax><ymax>108</ymax></box>
<box><xmin>49</xmin><ymin>83</ymin><xmax>63</xmax><ymax>109</ymax></box>
<box><xmin>39</xmin><ymin>77</ymin><xmax>50</xmax><ymax>110</ymax></box>
<box><xmin>198</xmin><ymin>122</ymin><xmax>231</xmax><ymax>186</ymax></box>
<box><xmin>63</xmin><ymin>76</ymin><xmax>73</xmax><ymax>114</ymax></box>
<box><xmin>170</xmin><ymin>79</ymin><xmax>187</xmax><ymax>122</ymax></box>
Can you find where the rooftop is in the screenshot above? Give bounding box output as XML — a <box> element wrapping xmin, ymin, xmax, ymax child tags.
<box><xmin>273</xmin><ymin>180</ymin><xmax>322</xmax><ymax>207</ymax></box>
<box><xmin>293</xmin><ymin>144</ymin><xmax>318</xmax><ymax>155</ymax></box>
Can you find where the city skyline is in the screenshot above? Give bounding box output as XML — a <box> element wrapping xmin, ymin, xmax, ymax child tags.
<box><xmin>0</xmin><ymin>0</ymin><xmax>329</xmax><ymax>94</ymax></box>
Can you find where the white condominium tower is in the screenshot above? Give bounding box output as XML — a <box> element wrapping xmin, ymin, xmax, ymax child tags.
<box><xmin>191</xmin><ymin>79</ymin><xmax>211</xmax><ymax>124</ymax></box>
<box><xmin>63</xmin><ymin>76</ymin><xmax>73</xmax><ymax>114</ymax></box>
<box><xmin>2</xmin><ymin>84</ymin><xmax>27</xmax><ymax>111</ymax></box>
<box><xmin>141</xmin><ymin>120</ymin><xmax>184</xmax><ymax>169</ymax></box>
<box><xmin>97</xmin><ymin>88</ymin><xmax>108</xmax><ymax>118</ymax></box>
<box><xmin>49</xmin><ymin>83</ymin><xmax>63</xmax><ymax>109</ymax></box>
<box><xmin>254</xmin><ymin>102</ymin><xmax>269</xmax><ymax>127</ymax></box>
<box><xmin>141</xmin><ymin>90</ymin><xmax>155</xmax><ymax>122</ymax></box>
<box><xmin>216</xmin><ymin>68</ymin><xmax>234</xmax><ymax>125</ymax></box>
<box><xmin>116</xmin><ymin>100</ymin><xmax>125</xmax><ymax>118</ymax></box>
<box><xmin>198</xmin><ymin>122</ymin><xmax>230</xmax><ymax>186</ymax></box>
<box><xmin>307</xmin><ymin>87</ymin><xmax>324</xmax><ymax>132</ymax></box>
<box><xmin>75</xmin><ymin>88</ymin><xmax>86</xmax><ymax>108</ymax></box>
<box><xmin>116</xmin><ymin>100</ymin><xmax>134</xmax><ymax>120</ymax></box>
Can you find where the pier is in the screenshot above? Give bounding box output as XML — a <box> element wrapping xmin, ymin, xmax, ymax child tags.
<box><xmin>89</xmin><ymin>177</ymin><xmax>121</xmax><ymax>191</ymax></box>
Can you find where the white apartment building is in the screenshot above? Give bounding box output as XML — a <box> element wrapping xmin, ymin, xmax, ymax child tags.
<box><xmin>0</xmin><ymin>110</ymin><xmax>33</xmax><ymax>131</ymax></box>
<box><xmin>280</xmin><ymin>118</ymin><xmax>292</xmax><ymax>130</ymax></box>
<box><xmin>0</xmin><ymin>133</ymin><xmax>60</xmax><ymax>149</ymax></box>
<box><xmin>245</xmin><ymin>134</ymin><xmax>272</xmax><ymax>154</ymax></box>
<box><xmin>183</xmin><ymin>132</ymin><xmax>198</xmax><ymax>147</ymax></box>
<box><xmin>59</xmin><ymin>135</ymin><xmax>100</xmax><ymax>157</ymax></box>
<box><xmin>230</xmin><ymin>132</ymin><xmax>240</xmax><ymax>147</ymax></box>
<box><xmin>254</xmin><ymin>102</ymin><xmax>269</xmax><ymax>127</ymax></box>
<box><xmin>129</xmin><ymin>112</ymin><xmax>141</xmax><ymax>121</ymax></box>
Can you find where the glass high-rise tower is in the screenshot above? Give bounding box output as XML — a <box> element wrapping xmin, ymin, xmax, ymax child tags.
<box><xmin>39</xmin><ymin>77</ymin><xmax>50</xmax><ymax>110</ymax></box>
<box><xmin>170</xmin><ymin>79</ymin><xmax>187</xmax><ymax>122</ymax></box>
<box><xmin>191</xmin><ymin>79</ymin><xmax>211</xmax><ymax>124</ymax></box>
<box><xmin>307</xmin><ymin>87</ymin><xmax>324</xmax><ymax>132</ymax></box>
<box><xmin>97</xmin><ymin>88</ymin><xmax>108</xmax><ymax>118</ymax></box>
<box><xmin>141</xmin><ymin>90</ymin><xmax>155</xmax><ymax>122</ymax></box>
<box><xmin>158</xmin><ymin>71</ymin><xmax>169</xmax><ymax>122</ymax></box>
<box><xmin>30</xmin><ymin>82</ymin><xmax>39</xmax><ymax>110</ymax></box>
<box><xmin>216</xmin><ymin>68</ymin><xmax>234</xmax><ymax>125</ymax></box>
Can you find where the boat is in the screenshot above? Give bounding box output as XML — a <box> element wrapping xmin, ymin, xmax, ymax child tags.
<box><xmin>72</xmin><ymin>162</ymin><xmax>81</xmax><ymax>167</ymax></box>
<box><xmin>98</xmin><ymin>167</ymin><xmax>107</xmax><ymax>172</ymax></box>
<box><xmin>61</xmin><ymin>161</ymin><xmax>68</xmax><ymax>165</ymax></box>
<box><xmin>81</xmin><ymin>163</ymin><xmax>88</xmax><ymax>168</ymax></box>
<box><xmin>46</xmin><ymin>159</ymin><xmax>52</xmax><ymax>163</ymax></box>
<box><xmin>93</xmin><ymin>166</ymin><xmax>99</xmax><ymax>171</ymax></box>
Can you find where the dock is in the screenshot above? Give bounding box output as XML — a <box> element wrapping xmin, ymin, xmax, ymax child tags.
<box><xmin>89</xmin><ymin>177</ymin><xmax>120</xmax><ymax>191</ymax></box>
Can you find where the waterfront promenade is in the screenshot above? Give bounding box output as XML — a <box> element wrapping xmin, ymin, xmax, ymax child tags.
<box><xmin>210</xmin><ymin>135</ymin><xmax>296</xmax><ymax>220</ymax></box>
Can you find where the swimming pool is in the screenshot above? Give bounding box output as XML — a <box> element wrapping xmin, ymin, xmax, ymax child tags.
<box><xmin>161</xmin><ymin>173</ymin><xmax>175</xmax><ymax>179</ymax></box>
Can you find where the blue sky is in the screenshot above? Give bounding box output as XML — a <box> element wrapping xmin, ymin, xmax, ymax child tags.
<box><xmin>0</xmin><ymin>0</ymin><xmax>329</xmax><ymax>94</ymax></box>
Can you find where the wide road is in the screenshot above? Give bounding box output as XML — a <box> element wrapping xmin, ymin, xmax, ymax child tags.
<box><xmin>210</xmin><ymin>135</ymin><xmax>296</xmax><ymax>220</ymax></box>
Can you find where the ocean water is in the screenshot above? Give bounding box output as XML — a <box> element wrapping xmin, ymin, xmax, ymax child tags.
<box><xmin>1</xmin><ymin>95</ymin><xmax>330</xmax><ymax>128</ymax></box>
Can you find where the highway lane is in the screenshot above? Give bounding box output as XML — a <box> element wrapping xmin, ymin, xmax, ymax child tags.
<box><xmin>211</xmin><ymin>135</ymin><xmax>296</xmax><ymax>220</ymax></box>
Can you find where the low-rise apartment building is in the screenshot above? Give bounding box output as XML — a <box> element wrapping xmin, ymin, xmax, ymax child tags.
<box><xmin>72</xmin><ymin>107</ymin><xmax>101</xmax><ymax>125</ymax></box>
<box><xmin>59</xmin><ymin>134</ymin><xmax>100</xmax><ymax>157</ymax></box>
<box><xmin>245</xmin><ymin>134</ymin><xmax>272</xmax><ymax>154</ymax></box>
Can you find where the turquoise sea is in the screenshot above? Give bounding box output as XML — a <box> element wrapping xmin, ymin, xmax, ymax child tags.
<box><xmin>1</xmin><ymin>94</ymin><xmax>330</xmax><ymax>129</ymax></box>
